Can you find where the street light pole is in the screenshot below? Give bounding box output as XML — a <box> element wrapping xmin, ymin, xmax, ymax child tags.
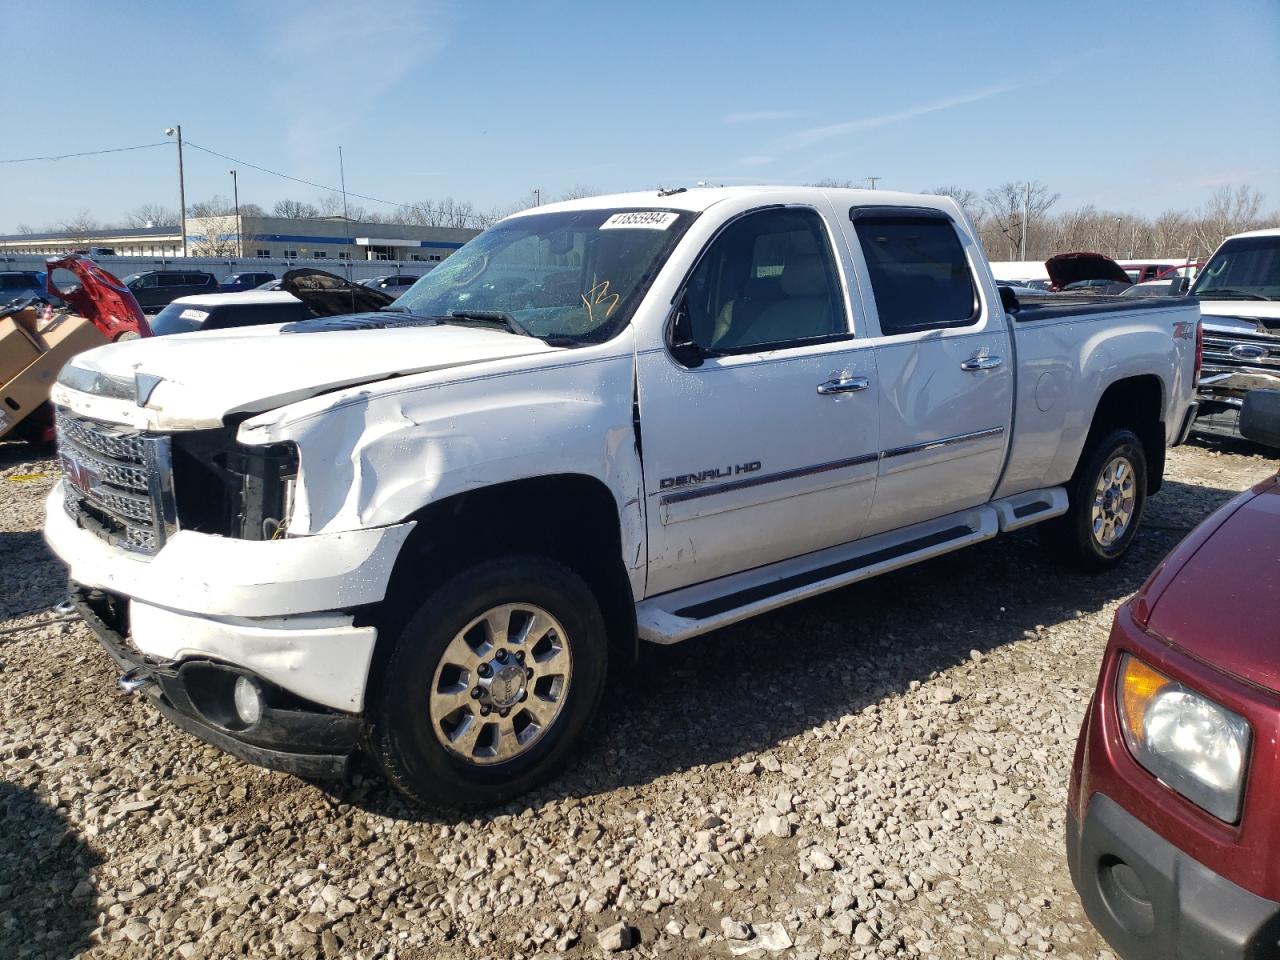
<box><xmin>229</xmin><ymin>169</ymin><xmax>240</xmax><ymax>259</ymax></box>
<box><xmin>165</xmin><ymin>126</ymin><xmax>187</xmax><ymax>258</ymax></box>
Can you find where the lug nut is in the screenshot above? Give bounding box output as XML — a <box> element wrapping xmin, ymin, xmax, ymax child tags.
<box><xmin>471</xmin><ymin>687</ymin><xmax>483</xmax><ymax>699</ymax></box>
<box><xmin>515</xmin><ymin>651</ymin><xmax>525</xmax><ymax>663</ymax></box>
<box><xmin>495</xmin><ymin>649</ymin><xmax>508</xmax><ymax>663</ymax></box>
<box><xmin>480</xmin><ymin>705</ymin><xmax>491</xmax><ymax>716</ymax></box>
<box><xmin>477</xmin><ymin>663</ymin><xmax>491</xmax><ymax>678</ymax></box>
<box><xmin>526</xmin><ymin>667</ymin><xmax>534</xmax><ymax>679</ymax></box>
<box><xmin>519</xmin><ymin>690</ymin><xmax>528</xmax><ymax>702</ymax></box>
<box><xmin>499</xmin><ymin>708</ymin><xmax>510</xmax><ymax>718</ymax></box>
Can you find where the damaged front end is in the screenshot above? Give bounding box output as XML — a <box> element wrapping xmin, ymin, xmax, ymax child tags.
<box><xmin>169</xmin><ymin>427</ymin><xmax>298</xmax><ymax>540</ymax></box>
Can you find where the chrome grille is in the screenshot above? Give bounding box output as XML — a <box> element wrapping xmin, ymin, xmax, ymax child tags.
<box><xmin>55</xmin><ymin>410</ymin><xmax>174</xmax><ymax>556</ymax></box>
<box><xmin>1202</xmin><ymin>331</ymin><xmax>1280</xmax><ymax>371</ymax></box>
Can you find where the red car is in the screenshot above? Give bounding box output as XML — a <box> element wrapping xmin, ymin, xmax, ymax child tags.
<box><xmin>1068</xmin><ymin>389</ymin><xmax>1280</xmax><ymax>959</ymax></box>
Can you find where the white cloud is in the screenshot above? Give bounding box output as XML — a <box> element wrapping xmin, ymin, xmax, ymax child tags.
<box><xmin>775</xmin><ymin>84</ymin><xmax>1017</xmax><ymax>151</ymax></box>
<box><xmin>722</xmin><ymin>109</ymin><xmax>804</xmax><ymax>125</ymax></box>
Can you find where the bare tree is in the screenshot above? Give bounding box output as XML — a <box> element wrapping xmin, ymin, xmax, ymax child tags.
<box><xmin>807</xmin><ymin>178</ymin><xmax>860</xmax><ymax>189</ymax></box>
<box><xmin>558</xmin><ymin>185</ymin><xmax>601</xmax><ymax>201</ymax></box>
<box><xmin>187</xmin><ymin>214</ymin><xmax>241</xmax><ymax>257</ymax></box>
<box><xmin>126</xmin><ymin>203</ymin><xmax>179</xmax><ymax>228</ymax></box>
<box><xmin>272</xmin><ymin>199</ymin><xmax>321</xmax><ymax>219</ymax></box>
<box><xmin>1194</xmin><ymin>185</ymin><xmax>1266</xmax><ymax>257</ymax></box>
<box><xmin>186</xmin><ymin>195</ymin><xmax>235</xmax><ymax>219</ymax></box>
<box><xmin>15</xmin><ymin>223</ymin><xmax>37</xmax><ymax>235</ymax></box>
<box><xmin>238</xmin><ymin>202</ymin><xmax>266</xmax><ymax>219</ymax></box>
<box><xmin>58</xmin><ymin>211</ymin><xmax>102</xmax><ymax>240</ymax></box>
<box><xmin>982</xmin><ymin>181</ymin><xmax>1059</xmax><ymax>260</ymax></box>
<box><xmin>924</xmin><ymin>185</ymin><xmax>984</xmax><ymax>228</ymax></box>
<box><xmin>316</xmin><ymin>194</ymin><xmax>366</xmax><ymax>220</ymax></box>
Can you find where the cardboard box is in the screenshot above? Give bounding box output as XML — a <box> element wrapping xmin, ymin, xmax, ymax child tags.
<box><xmin>0</xmin><ymin>313</ymin><xmax>107</xmax><ymax>439</ymax></box>
<box><xmin>0</xmin><ymin>316</ymin><xmax>42</xmax><ymax>386</ymax></box>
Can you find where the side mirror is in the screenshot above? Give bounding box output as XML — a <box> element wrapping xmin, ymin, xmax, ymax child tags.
<box><xmin>1240</xmin><ymin>390</ymin><xmax>1280</xmax><ymax>449</ymax></box>
<box><xmin>668</xmin><ymin>297</ymin><xmax>704</xmax><ymax>368</ymax></box>
<box><xmin>998</xmin><ymin>285</ymin><xmax>1020</xmax><ymax>313</ymax></box>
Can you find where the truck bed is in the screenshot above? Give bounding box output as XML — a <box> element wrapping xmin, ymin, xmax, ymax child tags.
<box><xmin>1012</xmin><ymin>296</ymin><xmax>1184</xmax><ymax>323</ymax></box>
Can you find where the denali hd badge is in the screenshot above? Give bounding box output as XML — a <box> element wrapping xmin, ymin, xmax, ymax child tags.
<box><xmin>660</xmin><ymin>461</ymin><xmax>761</xmax><ymax>490</ymax></box>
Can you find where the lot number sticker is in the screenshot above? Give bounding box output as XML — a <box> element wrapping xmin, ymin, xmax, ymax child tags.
<box><xmin>600</xmin><ymin>211</ymin><xmax>679</xmax><ymax>230</ymax></box>
<box><xmin>179</xmin><ymin>308</ymin><xmax>210</xmax><ymax>321</ymax></box>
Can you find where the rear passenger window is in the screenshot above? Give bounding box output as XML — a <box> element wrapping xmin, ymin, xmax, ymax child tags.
<box><xmin>685</xmin><ymin>207</ymin><xmax>846</xmax><ymax>352</ymax></box>
<box><xmin>851</xmin><ymin>210</ymin><xmax>978</xmax><ymax>335</ymax></box>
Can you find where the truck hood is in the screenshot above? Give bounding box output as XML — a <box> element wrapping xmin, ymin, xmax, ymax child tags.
<box><xmin>1146</xmin><ymin>477</ymin><xmax>1280</xmax><ymax>693</ymax></box>
<box><xmin>1044</xmin><ymin>252</ymin><xmax>1132</xmax><ymax>289</ymax></box>
<box><xmin>55</xmin><ymin>316</ymin><xmax>562</xmax><ymax>429</ymax></box>
<box><xmin>1198</xmin><ymin>300</ymin><xmax>1280</xmax><ymax>336</ymax></box>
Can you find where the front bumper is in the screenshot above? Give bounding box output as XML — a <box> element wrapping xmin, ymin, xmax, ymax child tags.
<box><xmin>1068</xmin><ymin>794</ymin><xmax>1280</xmax><ymax>959</ymax></box>
<box><xmin>45</xmin><ymin>481</ymin><xmax>414</xmax><ymax>711</ymax></box>
<box><xmin>72</xmin><ymin>586</ymin><xmax>359</xmax><ymax>779</ymax></box>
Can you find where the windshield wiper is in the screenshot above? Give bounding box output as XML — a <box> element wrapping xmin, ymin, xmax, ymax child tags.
<box><xmin>446</xmin><ymin>309</ymin><xmax>534</xmax><ymax>337</ymax></box>
<box><xmin>1194</xmin><ymin>289</ymin><xmax>1270</xmax><ymax>301</ymax></box>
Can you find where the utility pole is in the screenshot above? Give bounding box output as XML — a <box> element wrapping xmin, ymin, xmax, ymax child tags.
<box><xmin>165</xmin><ymin>125</ymin><xmax>187</xmax><ymax>258</ymax></box>
<box><xmin>339</xmin><ymin>146</ymin><xmax>353</xmax><ymax>279</ymax></box>
<box><xmin>533</xmin><ymin>188</ymin><xmax>541</xmax><ymax>207</ymax></box>
<box><xmin>229</xmin><ymin>169</ymin><xmax>240</xmax><ymax>259</ymax></box>
<box><xmin>1019</xmin><ymin>181</ymin><xmax>1030</xmax><ymax>261</ymax></box>
<box><xmin>1114</xmin><ymin>217</ymin><xmax>1123</xmax><ymax>258</ymax></box>
<box><xmin>866</xmin><ymin>176</ymin><xmax>881</xmax><ymax>190</ymax></box>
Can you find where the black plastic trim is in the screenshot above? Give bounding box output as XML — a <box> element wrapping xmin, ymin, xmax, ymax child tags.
<box><xmin>1013</xmin><ymin>297</ymin><xmax>1183</xmax><ymax>323</ymax></box>
<box><xmin>1067</xmin><ymin>796</ymin><xmax>1280</xmax><ymax>960</ymax></box>
<box><xmin>661</xmin><ymin>452</ymin><xmax>878</xmax><ymax>506</ymax></box>
<box><xmin>674</xmin><ymin>524</ymin><xmax>971</xmax><ymax>620</ymax></box>
<box><xmin>1012</xmin><ymin>500</ymin><xmax>1051</xmax><ymax>519</ymax></box>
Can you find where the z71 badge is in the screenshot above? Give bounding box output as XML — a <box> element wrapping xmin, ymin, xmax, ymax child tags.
<box><xmin>660</xmin><ymin>461</ymin><xmax>761</xmax><ymax>490</ymax></box>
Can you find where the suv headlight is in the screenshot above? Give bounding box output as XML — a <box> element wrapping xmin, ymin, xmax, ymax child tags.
<box><xmin>1117</xmin><ymin>654</ymin><xmax>1251</xmax><ymax>822</ymax></box>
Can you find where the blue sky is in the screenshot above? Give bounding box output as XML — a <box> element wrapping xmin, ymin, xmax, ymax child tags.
<box><xmin>2</xmin><ymin>0</ymin><xmax>1277</xmax><ymax>231</ymax></box>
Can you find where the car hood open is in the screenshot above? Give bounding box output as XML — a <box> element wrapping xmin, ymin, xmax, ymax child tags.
<box><xmin>55</xmin><ymin>316</ymin><xmax>562</xmax><ymax>430</ymax></box>
<box><xmin>282</xmin><ymin>267</ymin><xmax>396</xmax><ymax>316</ymax></box>
<box><xmin>1045</xmin><ymin>252</ymin><xmax>1132</xmax><ymax>290</ymax></box>
<box><xmin>1146</xmin><ymin>477</ymin><xmax>1280</xmax><ymax>693</ymax></box>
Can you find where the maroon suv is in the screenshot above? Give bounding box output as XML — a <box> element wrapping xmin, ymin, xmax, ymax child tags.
<box><xmin>1068</xmin><ymin>389</ymin><xmax>1280</xmax><ymax>959</ymax></box>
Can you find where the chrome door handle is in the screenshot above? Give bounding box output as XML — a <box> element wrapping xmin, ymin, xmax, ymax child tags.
<box><xmin>816</xmin><ymin>376</ymin><xmax>870</xmax><ymax>395</ymax></box>
<box><xmin>961</xmin><ymin>355</ymin><xmax>1004</xmax><ymax>372</ymax></box>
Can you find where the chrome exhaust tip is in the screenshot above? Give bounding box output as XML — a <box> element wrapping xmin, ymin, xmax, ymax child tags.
<box><xmin>117</xmin><ymin>667</ymin><xmax>154</xmax><ymax>695</ymax></box>
<box><xmin>54</xmin><ymin>598</ymin><xmax>76</xmax><ymax>615</ymax></box>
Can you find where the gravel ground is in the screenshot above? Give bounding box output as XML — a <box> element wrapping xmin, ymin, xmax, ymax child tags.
<box><xmin>2</xmin><ymin>436</ymin><xmax>1276</xmax><ymax>960</ymax></box>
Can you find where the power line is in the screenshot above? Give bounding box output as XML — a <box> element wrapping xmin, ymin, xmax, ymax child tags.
<box><xmin>184</xmin><ymin>140</ymin><xmax>412</xmax><ymax>210</ymax></box>
<box><xmin>0</xmin><ymin>142</ymin><xmax>170</xmax><ymax>164</ymax></box>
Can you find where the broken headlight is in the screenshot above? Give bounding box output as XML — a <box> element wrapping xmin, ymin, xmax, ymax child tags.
<box><xmin>171</xmin><ymin>428</ymin><xmax>298</xmax><ymax>540</ymax></box>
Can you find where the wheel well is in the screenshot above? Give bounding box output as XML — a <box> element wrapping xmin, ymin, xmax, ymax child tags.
<box><xmin>1082</xmin><ymin>375</ymin><xmax>1166</xmax><ymax>494</ymax></box>
<box><xmin>365</xmin><ymin>475</ymin><xmax>638</xmax><ymax>708</ymax></box>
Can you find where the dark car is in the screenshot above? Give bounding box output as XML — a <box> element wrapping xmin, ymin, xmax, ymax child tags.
<box><xmin>1067</xmin><ymin>389</ymin><xmax>1280</xmax><ymax>960</ymax></box>
<box><xmin>120</xmin><ymin>270</ymin><xmax>217</xmax><ymax>312</ymax></box>
<box><xmin>357</xmin><ymin>274</ymin><xmax>420</xmax><ymax>296</ymax></box>
<box><xmin>218</xmin><ymin>271</ymin><xmax>277</xmax><ymax>293</ymax></box>
<box><xmin>0</xmin><ymin>270</ymin><xmax>48</xmax><ymax>305</ymax></box>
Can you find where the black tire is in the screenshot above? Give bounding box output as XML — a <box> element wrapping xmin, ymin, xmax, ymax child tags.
<box><xmin>370</xmin><ymin>555</ymin><xmax>607</xmax><ymax>810</ymax></box>
<box><xmin>1040</xmin><ymin>427</ymin><xmax>1148</xmax><ymax>571</ymax></box>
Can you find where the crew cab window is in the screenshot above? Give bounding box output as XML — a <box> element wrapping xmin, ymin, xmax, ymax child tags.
<box><xmin>851</xmin><ymin>210</ymin><xmax>978</xmax><ymax>335</ymax></box>
<box><xmin>685</xmin><ymin>207</ymin><xmax>845</xmax><ymax>352</ymax></box>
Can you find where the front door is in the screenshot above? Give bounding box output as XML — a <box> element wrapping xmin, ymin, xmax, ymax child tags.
<box><xmin>638</xmin><ymin>205</ymin><xmax>880</xmax><ymax>596</ymax></box>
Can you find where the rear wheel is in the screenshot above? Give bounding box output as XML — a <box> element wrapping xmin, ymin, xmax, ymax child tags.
<box><xmin>1040</xmin><ymin>427</ymin><xmax>1147</xmax><ymax>571</ymax></box>
<box><xmin>370</xmin><ymin>555</ymin><xmax>607</xmax><ymax>810</ymax></box>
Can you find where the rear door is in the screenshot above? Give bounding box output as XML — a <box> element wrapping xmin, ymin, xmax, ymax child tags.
<box><xmin>638</xmin><ymin>202</ymin><xmax>881</xmax><ymax>596</ymax></box>
<box><xmin>841</xmin><ymin>205</ymin><xmax>1013</xmax><ymax>536</ymax></box>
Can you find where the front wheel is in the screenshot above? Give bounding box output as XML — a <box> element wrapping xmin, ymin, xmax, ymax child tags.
<box><xmin>370</xmin><ymin>555</ymin><xmax>608</xmax><ymax>810</ymax></box>
<box><xmin>1040</xmin><ymin>428</ymin><xmax>1148</xmax><ymax>571</ymax></box>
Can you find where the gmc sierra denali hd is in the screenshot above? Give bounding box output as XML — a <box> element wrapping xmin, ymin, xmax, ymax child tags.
<box><xmin>44</xmin><ymin>187</ymin><xmax>1201</xmax><ymax>809</ymax></box>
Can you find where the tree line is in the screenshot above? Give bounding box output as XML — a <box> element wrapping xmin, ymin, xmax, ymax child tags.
<box><xmin>17</xmin><ymin>182</ymin><xmax>1276</xmax><ymax>264</ymax></box>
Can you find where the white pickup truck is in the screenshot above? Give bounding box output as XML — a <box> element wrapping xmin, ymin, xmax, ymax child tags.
<box><xmin>44</xmin><ymin>187</ymin><xmax>1201</xmax><ymax>809</ymax></box>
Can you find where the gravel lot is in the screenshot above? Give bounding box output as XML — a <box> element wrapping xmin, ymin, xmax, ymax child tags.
<box><xmin>2</xmin><ymin>436</ymin><xmax>1275</xmax><ymax>960</ymax></box>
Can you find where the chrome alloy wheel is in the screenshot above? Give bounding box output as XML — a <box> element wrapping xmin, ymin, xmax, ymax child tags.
<box><xmin>1091</xmin><ymin>455</ymin><xmax>1137</xmax><ymax>548</ymax></box>
<box><xmin>429</xmin><ymin>603</ymin><xmax>572</xmax><ymax>765</ymax></box>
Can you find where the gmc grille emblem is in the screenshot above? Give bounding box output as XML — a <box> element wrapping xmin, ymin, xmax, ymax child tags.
<box><xmin>62</xmin><ymin>455</ymin><xmax>102</xmax><ymax>497</ymax></box>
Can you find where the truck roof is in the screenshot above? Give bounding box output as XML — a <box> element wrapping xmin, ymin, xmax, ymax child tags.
<box><xmin>1223</xmin><ymin>226</ymin><xmax>1280</xmax><ymax>241</ymax></box>
<box><xmin>513</xmin><ymin>185</ymin><xmax>958</xmax><ymax>218</ymax></box>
